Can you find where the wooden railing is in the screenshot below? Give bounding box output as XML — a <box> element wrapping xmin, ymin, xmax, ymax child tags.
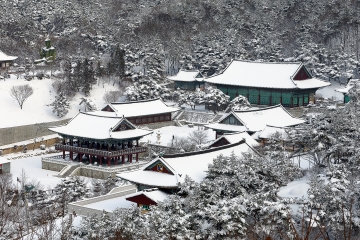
<box><xmin>54</xmin><ymin>144</ymin><xmax>147</xmax><ymax>157</ymax></box>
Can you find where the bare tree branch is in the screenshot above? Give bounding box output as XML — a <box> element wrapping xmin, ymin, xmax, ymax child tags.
<box><xmin>10</xmin><ymin>84</ymin><xmax>34</xmax><ymax>109</ymax></box>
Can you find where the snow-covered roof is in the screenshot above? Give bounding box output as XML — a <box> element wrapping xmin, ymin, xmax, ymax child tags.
<box><xmin>231</xmin><ymin>105</ymin><xmax>305</xmax><ymax>132</ymax></box>
<box><xmin>221</xmin><ymin>132</ymin><xmax>259</xmax><ymax>147</ymax></box>
<box><xmin>118</xmin><ymin>141</ymin><xmax>255</xmax><ymax>188</ymax></box>
<box><xmin>335</xmin><ymin>79</ymin><xmax>359</xmax><ymax>94</ymax></box>
<box><xmin>125</xmin><ymin>189</ymin><xmax>170</xmax><ymax>204</ymax></box>
<box><xmin>294</xmin><ymin>78</ymin><xmax>331</xmax><ymax>89</ymax></box>
<box><xmin>168</xmin><ymin>70</ymin><xmax>204</xmax><ymax>82</ymax></box>
<box><xmin>206</xmin><ymin>60</ymin><xmax>330</xmax><ymax>90</ymax></box>
<box><xmin>258</xmin><ymin>125</ymin><xmax>288</xmax><ymax>139</ymax></box>
<box><xmin>0</xmin><ymin>50</ymin><xmax>17</xmax><ymax>62</ymax></box>
<box><xmin>49</xmin><ymin>112</ymin><xmax>152</xmax><ymax>140</ymax></box>
<box><xmin>93</xmin><ymin>98</ymin><xmax>180</xmax><ymax>118</ymax></box>
<box><xmin>0</xmin><ymin>157</ymin><xmax>10</xmax><ymax>164</ymax></box>
<box><xmin>205</xmin><ymin>123</ymin><xmax>248</xmax><ymax>132</ymax></box>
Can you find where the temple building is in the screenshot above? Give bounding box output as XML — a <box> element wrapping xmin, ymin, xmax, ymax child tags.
<box><xmin>205</xmin><ymin>105</ymin><xmax>305</xmax><ymax>138</ymax></box>
<box><xmin>0</xmin><ymin>157</ymin><xmax>11</xmax><ymax>174</ymax></box>
<box><xmin>207</xmin><ymin>131</ymin><xmax>259</xmax><ymax>148</ymax></box>
<box><xmin>125</xmin><ymin>188</ymin><xmax>169</xmax><ymax>210</ymax></box>
<box><xmin>206</xmin><ymin>60</ymin><xmax>330</xmax><ymax>107</ymax></box>
<box><xmin>118</xmin><ymin>140</ymin><xmax>255</xmax><ymax>191</ymax></box>
<box><xmin>96</xmin><ymin>98</ymin><xmax>180</xmax><ymax>125</ymax></box>
<box><xmin>335</xmin><ymin>79</ymin><xmax>359</xmax><ymax>103</ymax></box>
<box><xmin>0</xmin><ymin>50</ymin><xmax>17</xmax><ymax>69</ymax></box>
<box><xmin>168</xmin><ymin>70</ymin><xmax>204</xmax><ymax>91</ymax></box>
<box><xmin>49</xmin><ymin>112</ymin><xmax>153</xmax><ymax>166</ymax></box>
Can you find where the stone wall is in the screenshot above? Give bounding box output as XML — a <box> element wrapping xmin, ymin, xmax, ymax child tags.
<box><xmin>75</xmin><ymin>167</ymin><xmax>117</xmax><ymax>179</ymax></box>
<box><xmin>0</xmin><ymin>118</ymin><xmax>70</xmax><ymax>146</ymax></box>
<box><xmin>42</xmin><ymin>160</ymin><xmax>68</xmax><ymax>172</ymax></box>
<box><xmin>1</xmin><ymin>137</ymin><xmax>60</xmax><ymax>155</ymax></box>
<box><xmin>141</xmin><ymin>120</ymin><xmax>176</xmax><ymax>129</ymax></box>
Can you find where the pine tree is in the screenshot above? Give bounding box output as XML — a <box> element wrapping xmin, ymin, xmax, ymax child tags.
<box><xmin>82</xmin><ymin>58</ymin><xmax>96</xmax><ymax>96</ymax></box>
<box><xmin>51</xmin><ymin>92</ymin><xmax>70</xmax><ymax>118</ymax></box>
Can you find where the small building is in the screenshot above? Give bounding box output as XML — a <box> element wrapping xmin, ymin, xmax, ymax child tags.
<box><xmin>97</xmin><ymin>98</ymin><xmax>180</xmax><ymax>125</ymax></box>
<box><xmin>205</xmin><ymin>104</ymin><xmax>305</xmax><ymax>138</ymax></box>
<box><xmin>0</xmin><ymin>157</ymin><xmax>11</xmax><ymax>174</ymax></box>
<box><xmin>335</xmin><ymin>79</ymin><xmax>359</xmax><ymax>103</ymax></box>
<box><xmin>48</xmin><ymin>112</ymin><xmax>153</xmax><ymax>166</ymax></box>
<box><xmin>206</xmin><ymin>60</ymin><xmax>330</xmax><ymax>107</ymax></box>
<box><xmin>255</xmin><ymin>125</ymin><xmax>288</xmax><ymax>145</ymax></box>
<box><xmin>168</xmin><ymin>70</ymin><xmax>204</xmax><ymax>91</ymax></box>
<box><xmin>207</xmin><ymin>131</ymin><xmax>259</xmax><ymax>148</ymax></box>
<box><xmin>118</xmin><ymin>139</ymin><xmax>255</xmax><ymax>190</ymax></box>
<box><xmin>0</xmin><ymin>51</ymin><xmax>17</xmax><ymax>69</ymax></box>
<box><xmin>125</xmin><ymin>188</ymin><xmax>169</xmax><ymax>210</ymax></box>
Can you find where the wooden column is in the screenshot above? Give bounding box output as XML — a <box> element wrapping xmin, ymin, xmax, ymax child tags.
<box><xmin>136</xmin><ymin>153</ymin><xmax>139</xmax><ymax>162</ymax></box>
<box><xmin>89</xmin><ymin>155</ymin><xmax>92</xmax><ymax>164</ymax></box>
<box><xmin>70</xmin><ymin>151</ymin><xmax>73</xmax><ymax>160</ymax></box>
<box><xmin>108</xmin><ymin>158</ymin><xmax>111</xmax><ymax>166</ymax></box>
<box><xmin>63</xmin><ymin>150</ymin><xmax>65</xmax><ymax>159</ymax></box>
<box><xmin>99</xmin><ymin>157</ymin><xmax>103</xmax><ymax>166</ymax></box>
<box><xmin>129</xmin><ymin>154</ymin><xmax>132</xmax><ymax>163</ymax></box>
<box><xmin>79</xmin><ymin>153</ymin><xmax>82</xmax><ymax>162</ymax></box>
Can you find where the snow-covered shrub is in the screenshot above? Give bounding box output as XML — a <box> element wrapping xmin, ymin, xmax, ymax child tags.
<box><xmin>51</xmin><ymin>92</ymin><xmax>70</xmax><ymax>118</ymax></box>
<box><xmin>103</xmin><ymin>90</ymin><xmax>122</xmax><ymax>103</ymax></box>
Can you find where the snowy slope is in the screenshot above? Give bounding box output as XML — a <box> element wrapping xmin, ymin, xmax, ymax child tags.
<box><xmin>0</xmin><ymin>74</ymin><xmax>120</xmax><ymax>128</ymax></box>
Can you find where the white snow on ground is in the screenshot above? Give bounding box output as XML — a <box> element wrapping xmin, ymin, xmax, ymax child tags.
<box><xmin>140</xmin><ymin>125</ymin><xmax>216</xmax><ymax>146</ymax></box>
<box><xmin>84</xmin><ymin>196</ymin><xmax>135</xmax><ymax>211</ymax></box>
<box><xmin>10</xmin><ymin>153</ymin><xmax>62</xmax><ymax>190</ymax></box>
<box><xmin>8</xmin><ymin>151</ymin><xmax>93</xmax><ymax>190</ymax></box>
<box><xmin>277</xmin><ymin>176</ymin><xmax>310</xmax><ymax>199</ymax></box>
<box><xmin>0</xmin><ymin>74</ymin><xmax>120</xmax><ymax>128</ymax></box>
<box><xmin>316</xmin><ymin>80</ymin><xmax>344</xmax><ymax>101</ymax></box>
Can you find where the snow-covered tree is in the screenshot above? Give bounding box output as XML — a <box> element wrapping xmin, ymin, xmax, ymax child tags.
<box><xmin>204</xmin><ymin>86</ymin><xmax>230</xmax><ymax>113</ymax></box>
<box><xmin>125</xmin><ymin>74</ymin><xmax>171</xmax><ymax>101</ymax></box>
<box><xmin>82</xmin><ymin>58</ymin><xmax>97</xmax><ymax>96</ymax></box>
<box><xmin>79</xmin><ymin>97</ymin><xmax>97</xmax><ymax>112</ymax></box>
<box><xmin>228</xmin><ymin>95</ymin><xmax>251</xmax><ymax>111</ymax></box>
<box><xmin>53</xmin><ymin>177</ymin><xmax>90</xmax><ymax>216</ymax></box>
<box><xmin>103</xmin><ymin>91</ymin><xmax>122</xmax><ymax>103</ymax></box>
<box><xmin>51</xmin><ymin>92</ymin><xmax>70</xmax><ymax>118</ymax></box>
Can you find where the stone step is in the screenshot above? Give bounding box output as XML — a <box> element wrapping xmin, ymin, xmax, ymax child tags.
<box><xmin>58</xmin><ymin>164</ymin><xmax>80</xmax><ymax>178</ymax></box>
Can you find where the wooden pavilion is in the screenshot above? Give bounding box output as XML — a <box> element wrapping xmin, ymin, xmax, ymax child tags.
<box><xmin>0</xmin><ymin>50</ymin><xmax>17</xmax><ymax>69</ymax></box>
<box><xmin>118</xmin><ymin>140</ymin><xmax>255</xmax><ymax>191</ymax></box>
<box><xmin>97</xmin><ymin>98</ymin><xmax>180</xmax><ymax>125</ymax></box>
<box><xmin>49</xmin><ymin>112</ymin><xmax>153</xmax><ymax>166</ymax></box>
<box><xmin>168</xmin><ymin>70</ymin><xmax>204</xmax><ymax>91</ymax></box>
<box><xmin>335</xmin><ymin>79</ymin><xmax>359</xmax><ymax>103</ymax></box>
<box><xmin>206</xmin><ymin>60</ymin><xmax>330</xmax><ymax>107</ymax></box>
<box><xmin>205</xmin><ymin>105</ymin><xmax>305</xmax><ymax>138</ymax></box>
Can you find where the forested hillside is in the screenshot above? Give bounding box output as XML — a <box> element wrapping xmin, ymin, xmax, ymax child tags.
<box><xmin>1</xmin><ymin>0</ymin><xmax>360</xmax><ymax>80</ymax></box>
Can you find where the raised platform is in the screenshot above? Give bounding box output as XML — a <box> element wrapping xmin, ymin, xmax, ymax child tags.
<box><xmin>42</xmin><ymin>154</ymin><xmax>149</xmax><ymax>179</ymax></box>
<box><xmin>55</xmin><ymin>144</ymin><xmax>147</xmax><ymax>157</ymax></box>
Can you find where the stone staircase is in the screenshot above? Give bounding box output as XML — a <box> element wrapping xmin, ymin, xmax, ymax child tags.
<box><xmin>58</xmin><ymin>164</ymin><xmax>80</xmax><ymax>178</ymax></box>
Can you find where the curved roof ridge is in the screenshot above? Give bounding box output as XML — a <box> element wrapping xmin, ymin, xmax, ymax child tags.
<box><xmin>80</xmin><ymin>111</ymin><xmax>124</xmax><ymax>119</ymax></box>
<box><xmin>233</xmin><ymin>104</ymin><xmax>282</xmax><ymax>113</ymax></box>
<box><xmin>111</xmin><ymin>98</ymin><xmax>160</xmax><ymax>105</ymax></box>
<box><xmin>162</xmin><ymin>139</ymin><xmax>246</xmax><ymax>158</ymax></box>
<box><xmin>231</xmin><ymin>59</ymin><xmax>302</xmax><ymax>65</ymax></box>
